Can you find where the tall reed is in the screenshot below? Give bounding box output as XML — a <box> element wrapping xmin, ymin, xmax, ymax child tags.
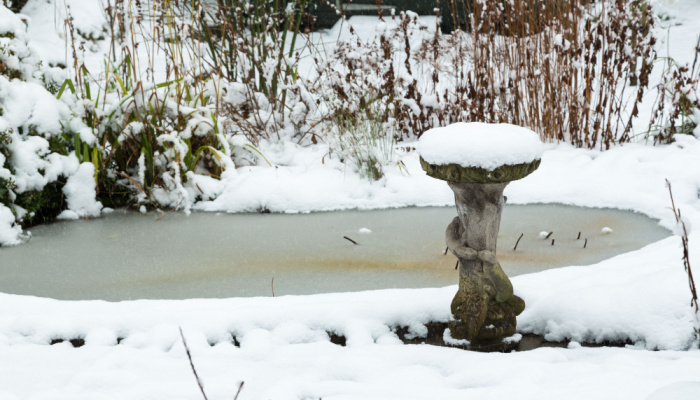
<box><xmin>322</xmin><ymin>0</ymin><xmax>657</xmax><ymax>150</ymax></box>
<box><xmin>648</xmin><ymin>37</ymin><xmax>700</xmax><ymax>143</ymax></box>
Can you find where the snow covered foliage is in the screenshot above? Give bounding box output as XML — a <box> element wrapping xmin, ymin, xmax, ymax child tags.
<box><xmin>200</xmin><ymin>0</ymin><xmax>319</xmax><ymax>146</ymax></box>
<box><xmin>648</xmin><ymin>38</ymin><xmax>700</xmax><ymax>142</ymax></box>
<box><xmin>317</xmin><ymin>0</ymin><xmax>656</xmax><ymax>151</ymax></box>
<box><xmin>0</xmin><ymin>4</ymin><xmax>100</xmax><ymax>245</ymax></box>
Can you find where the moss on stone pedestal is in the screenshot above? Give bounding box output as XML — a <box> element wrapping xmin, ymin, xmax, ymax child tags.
<box><xmin>448</xmin><ymin>260</ymin><xmax>526</xmax><ymax>343</ymax></box>
<box><xmin>420</xmin><ymin>157</ymin><xmax>541</xmax><ymax>184</ymax></box>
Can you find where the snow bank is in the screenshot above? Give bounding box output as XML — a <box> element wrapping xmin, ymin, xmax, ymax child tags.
<box><xmin>516</xmin><ymin>235</ymin><xmax>699</xmax><ymax>350</ymax></box>
<box><xmin>417</xmin><ymin>122</ymin><xmax>544</xmax><ymax>170</ymax></box>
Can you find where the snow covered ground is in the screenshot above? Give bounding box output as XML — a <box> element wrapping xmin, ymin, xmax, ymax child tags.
<box><xmin>2</xmin><ymin>0</ymin><xmax>700</xmax><ymax>398</ymax></box>
<box><xmin>4</xmin><ymin>136</ymin><xmax>700</xmax><ymax>399</ymax></box>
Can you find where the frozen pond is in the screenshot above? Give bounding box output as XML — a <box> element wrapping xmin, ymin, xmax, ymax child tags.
<box><xmin>0</xmin><ymin>205</ymin><xmax>670</xmax><ymax>301</ymax></box>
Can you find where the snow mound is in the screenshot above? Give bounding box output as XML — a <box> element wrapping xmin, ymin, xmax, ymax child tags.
<box><xmin>0</xmin><ymin>204</ymin><xmax>21</xmax><ymax>245</ymax></box>
<box><xmin>417</xmin><ymin>122</ymin><xmax>544</xmax><ymax>170</ymax></box>
<box><xmin>57</xmin><ymin>162</ymin><xmax>102</xmax><ymax>220</ymax></box>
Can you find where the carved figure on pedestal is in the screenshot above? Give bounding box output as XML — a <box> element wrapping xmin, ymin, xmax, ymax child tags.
<box><xmin>417</xmin><ymin>122</ymin><xmax>543</xmax><ymax>348</ymax></box>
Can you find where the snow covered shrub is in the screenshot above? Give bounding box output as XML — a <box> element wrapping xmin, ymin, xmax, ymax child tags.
<box><xmin>648</xmin><ymin>38</ymin><xmax>700</xmax><ymax>143</ymax></box>
<box><xmin>316</xmin><ymin>12</ymin><xmax>445</xmax><ymax>178</ymax></box>
<box><xmin>0</xmin><ymin>6</ymin><xmax>35</xmax><ymax>81</ymax></box>
<box><xmin>203</xmin><ymin>0</ymin><xmax>318</xmax><ymax>145</ymax></box>
<box><xmin>320</xmin><ymin>0</ymin><xmax>657</xmax><ymax>151</ymax></box>
<box><xmin>91</xmin><ymin>80</ymin><xmax>242</xmax><ymax>212</ymax></box>
<box><xmin>0</xmin><ymin>4</ymin><xmax>102</xmax><ymax>245</ymax></box>
<box><xmin>49</xmin><ymin>0</ymin><xmax>268</xmax><ymax>212</ymax></box>
<box><xmin>460</xmin><ymin>0</ymin><xmax>657</xmax><ymax>149</ymax></box>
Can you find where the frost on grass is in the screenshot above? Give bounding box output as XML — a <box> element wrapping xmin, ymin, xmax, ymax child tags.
<box><xmin>417</xmin><ymin>122</ymin><xmax>543</xmax><ymax>170</ymax></box>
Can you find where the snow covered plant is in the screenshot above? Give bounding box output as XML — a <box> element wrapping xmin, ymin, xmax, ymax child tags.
<box><xmin>0</xmin><ymin>5</ymin><xmax>102</xmax><ymax>246</ymax></box>
<box><xmin>319</xmin><ymin>0</ymin><xmax>657</xmax><ymax>151</ymax></box>
<box><xmin>647</xmin><ymin>37</ymin><xmax>700</xmax><ymax>143</ymax></box>
<box><xmin>36</xmin><ymin>0</ymin><xmax>275</xmax><ymax>214</ymax></box>
<box><xmin>461</xmin><ymin>0</ymin><xmax>656</xmax><ymax>149</ymax></box>
<box><xmin>200</xmin><ymin>0</ymin><xmax>319</xmax><ymax>146</ymax></box>
<box><xmin>315</xmin><ymin>12</ymin><xmax>438</xmax><ymax>179</ymax></box>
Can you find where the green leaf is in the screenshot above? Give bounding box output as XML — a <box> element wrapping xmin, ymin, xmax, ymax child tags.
<box><xmin>56</xmin><ymin>79</ymin><xmax>76</xmax><ymax>100</ymax></box>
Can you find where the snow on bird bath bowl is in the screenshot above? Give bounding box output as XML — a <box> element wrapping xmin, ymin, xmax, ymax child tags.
<box><xmin>418</xmin><ymin>122</ymin><xmax>543</xmax><ymax>184</ymax></box>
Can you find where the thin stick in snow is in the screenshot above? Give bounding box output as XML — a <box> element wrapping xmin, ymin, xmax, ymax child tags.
<box><xmin>234</xmin><ymin>382</ymin><xmax>245</xmax><ymax>400</ymax></box>
<box><xmin>666</xmin><ymin>179</ymin><xmax>698</xmax><ymax>314</ymax></box>
<box><xmin>513</xmin><ymin>233</ymin><xmax>524</xmax><ymax>251</ymax></box>
<box><xmin>179</xmin><ymin>327</ymin><xmax>209</xmax><ymax>400</ymax></box>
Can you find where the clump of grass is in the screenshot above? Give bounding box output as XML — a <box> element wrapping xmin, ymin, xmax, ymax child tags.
<box><xmin>201</xmin><ymin>0</ymin><xmax>318</xmax><ymax>145</ymax></box>
<box><xmin>647</xmin><ymin>37</ymin><xmax>700</xmax><ymax>144</ymax></box>
<box><xmin>330</xmin><ymin>101</ymin><xmax>396</xmax><ymax>181</ymax></box>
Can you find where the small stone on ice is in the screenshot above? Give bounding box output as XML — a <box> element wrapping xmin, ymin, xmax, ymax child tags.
<box><xmin>139</xmin><ymin>205</ymin><xmax>147</xmax><ymax>214</ymax></box>
<box><xmin>601</xmin><ymin>227</ymin><xmax>613</xmax><ymax>234</ymax></box>
<box><xmin>359</xmin><ymin>228</ymin><xmax>372</xmax><ymax>234</ymax></box>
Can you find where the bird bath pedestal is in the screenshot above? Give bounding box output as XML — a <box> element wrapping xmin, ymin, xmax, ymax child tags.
<box><xmin>418</xmin><ymin>122</ymin><xmax>543</xmax><ymax>351</ymax></box>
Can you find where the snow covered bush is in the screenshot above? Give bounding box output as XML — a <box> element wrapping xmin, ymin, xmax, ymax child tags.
<box><xmin>40</xmin><ymin>0</ymin><xmax>273</xmax><ymax>213</ymax></box>
<box><xmin>202</xmin><ymin>0</ymin><xmax>319</xmax><ymax>145</ymax></box>
<box><xmin>319</xmin><ymin>0</ymin><xmax>657</xmax><ymax>152</ymax></box>
<box><xmin>0</xmin><ymin>4</ymin><xmax>101</xmax><ymax>245</ymax></box>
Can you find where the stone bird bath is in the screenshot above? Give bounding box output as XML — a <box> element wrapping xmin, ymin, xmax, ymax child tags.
<box><xmin>418</xmin><ymin>122</ymin><xmax>543</xmax><ymax>350</ymax></box>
